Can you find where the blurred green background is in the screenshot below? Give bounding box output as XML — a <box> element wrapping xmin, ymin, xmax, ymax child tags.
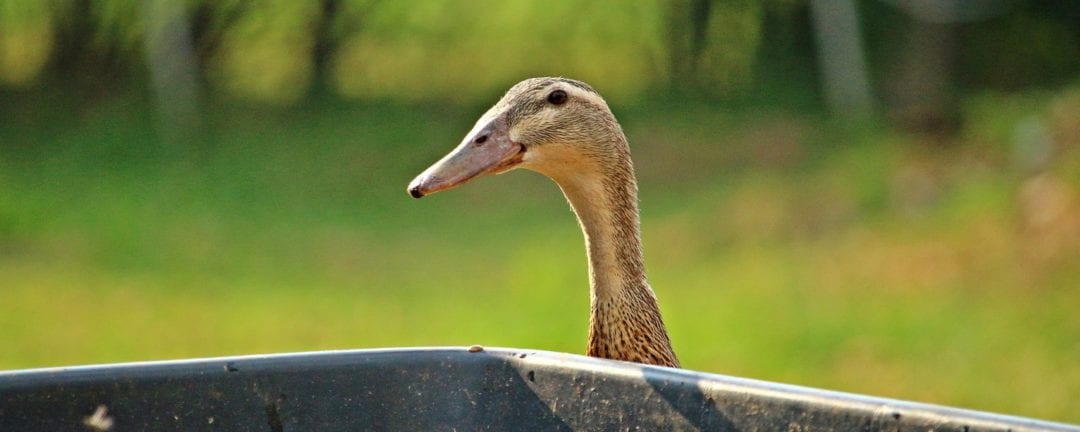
<box><xmin>2</xmin><ymin>0</ymin><xmax>1079</xmax><ymax>423</ymax></box>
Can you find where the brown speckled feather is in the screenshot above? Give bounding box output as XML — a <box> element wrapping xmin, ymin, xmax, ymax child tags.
<box><xmin>504</xmin><ymin>78</ymin><xmax>680</xmax><ymax>368</ymax></box>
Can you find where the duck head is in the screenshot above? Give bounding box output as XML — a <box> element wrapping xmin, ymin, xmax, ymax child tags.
<box><xmin>408</xmin><ymin>77</ymin><xmax>624</xmax><ymax>198</ymax></box>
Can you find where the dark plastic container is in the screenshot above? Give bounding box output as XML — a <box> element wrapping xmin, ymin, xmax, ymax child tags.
<box><xmin>1</xmin><ymin>347</ymin><xmax>1077</xmax><ymax>431</ymax></box>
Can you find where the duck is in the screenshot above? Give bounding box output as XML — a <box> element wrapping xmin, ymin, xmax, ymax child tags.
<box><xmin>407</xmin><ymin>77</ymin><xmax>679</xmax><ymax>368</ymax></box>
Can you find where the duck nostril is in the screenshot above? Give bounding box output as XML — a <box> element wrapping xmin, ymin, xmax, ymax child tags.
<box><xmin>474</xmin><ymin>135</ymin><xmax>488</xmax><ymax>145</ymax></box>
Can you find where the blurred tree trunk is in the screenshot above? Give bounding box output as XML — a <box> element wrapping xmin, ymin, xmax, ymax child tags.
<box><xmin>50</xmin><ymin>0</ymin><xmax>116</xmax><ymax>107</ymax></box>
<box><xmin>877</xmin><ymin>0</ymin><xmax>1012</xmax><ymax>137</ymax></box>
<box><xmin>808</xmin><ymin>0</ymin><xmax>874</xmax><ymax>118</ymax></box>
<box><xmin>886</xmin><ymin>18</ymin><xmax>960</xmax><ymax>136</ymax></box>
<box><xmin>667</xmin><ymin>0</ymin><xmax>711</xmax><ymax>91</ymax></box>
<box><xmin>143</xmin><ymin>0</ymin><xmax>202</xmax><ymax>147</ymax></box>
<box><xmin>311</xmin><ymin>0</ymin><xmax>338</xmax><ymax>98</ymax></box>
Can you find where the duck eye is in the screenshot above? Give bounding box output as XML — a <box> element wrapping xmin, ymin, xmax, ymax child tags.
<box><xmin>547</xmin><ymin>89</ymin><xmax>568</xmax><ymax>105</ymax></box>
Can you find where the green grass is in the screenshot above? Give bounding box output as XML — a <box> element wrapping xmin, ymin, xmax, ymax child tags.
<box><xmin>1</xmin><ymin>89</ymin><xmax>1079</xmax><ymax>423</ymax></box>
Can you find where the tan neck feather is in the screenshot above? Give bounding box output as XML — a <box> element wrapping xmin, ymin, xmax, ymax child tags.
<box><xmin>539</xmin><ymin>136</ymin><xmax>679</xmax><ymax>368</ymax></box>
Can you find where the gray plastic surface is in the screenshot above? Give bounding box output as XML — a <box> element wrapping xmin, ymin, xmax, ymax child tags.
<box><xmin>1</xmin><ymin>347</ymin><xmax>1077</xmax><ymax>431</ymax></box>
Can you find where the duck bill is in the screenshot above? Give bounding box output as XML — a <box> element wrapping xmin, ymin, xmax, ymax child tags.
<box><xmin>408</xmin><ymin>115</ymin><xmax>524</xmax><ymax>198</ymax></box>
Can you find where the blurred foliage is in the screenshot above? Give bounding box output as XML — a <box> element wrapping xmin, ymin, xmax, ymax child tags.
<box><xmin>207</xmin><ymin>0</ymin><xmax>320</xmax><ymax>104</ymax></box>
<box><xmin>0</xmin><ymin>0</ymin><xmax>53</xmax><ymax>86</ymax></box>
<box><xmin>668</xmin><ymin>0</ymin><xmax>762</xmax><ymax>97</ymax></box>
<box><xmin>88</xmin><ymin>0</ymin><xmax>144</xmax><ymax>54</ymax></box>
<box><xmin>861</xmin><ymin>1</ymin><xmax>1080</xmax><ymax>93</ymax></box>
<box><xmin>330</xmin><ymin>0</ymin><xmax>668</xmax><ymax>104</ymax></box>
<box><xmin>960</xmin><ymin>12</ymin><xmax>1080</xmax><ymax>89</ymax></box>
<box><xmin>1</xmin><ymin>0</ymin><xmax>1077</xmax><ymax>104</ymax></box>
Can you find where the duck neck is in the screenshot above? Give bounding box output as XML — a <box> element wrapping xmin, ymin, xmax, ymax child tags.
<box><xmin>552</xmin><ymin>145</ymin><xmax>679</xmax><ymax>368</ymax></box>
